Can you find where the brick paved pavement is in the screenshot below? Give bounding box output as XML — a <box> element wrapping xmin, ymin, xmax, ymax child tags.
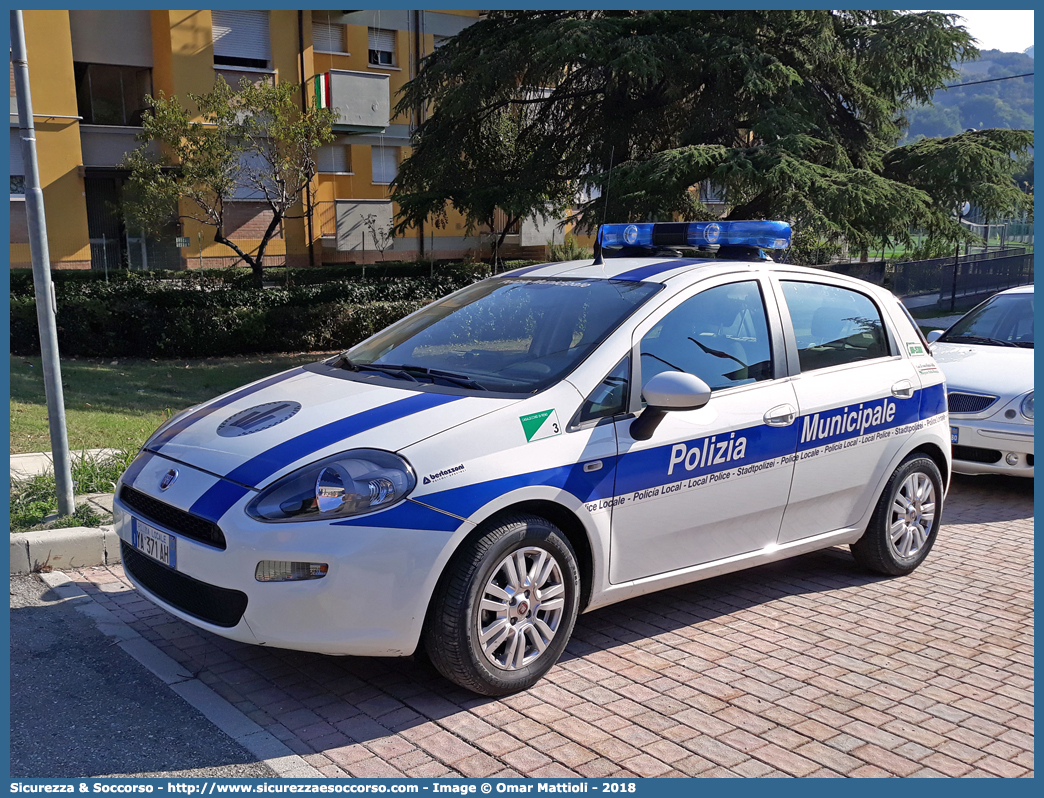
<box><xmin>66</xmin><ymin>474</ymin><xmax>1033</xmax><ymax>778</ymax></box>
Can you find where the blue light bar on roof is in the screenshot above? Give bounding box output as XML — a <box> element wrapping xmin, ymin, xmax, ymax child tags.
<box><xmin>599</xmin><ymin>220</ymin><xmax>792</xmax><ymax>250</ymax></box>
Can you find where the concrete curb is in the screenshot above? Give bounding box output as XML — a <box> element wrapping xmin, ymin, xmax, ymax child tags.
<box><xmin>10</xmin><ymin>525</ymin><xmax>121</xmax><ymax>574</ymax></box>
<box><xmin>36</xmin><ymin>571</ymin><xmax>322</xmax><ymax>779</ymax></box>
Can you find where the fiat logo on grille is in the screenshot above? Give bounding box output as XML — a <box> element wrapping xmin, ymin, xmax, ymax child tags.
<box><xmin>160</xmin><ymin>468</ymin><xmax>179</xmax><ymax>491</ymax></box>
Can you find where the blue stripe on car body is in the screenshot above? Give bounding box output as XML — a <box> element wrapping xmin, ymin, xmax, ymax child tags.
<box><xmin>414</xmin><ymin>387</ymin><xmax>946</xmax><ymax>524</ymax></box>
<box><xmin>333</xmin><ymin>499</ymin><xmax>465</xmax><ymax>532</ymax></box>
<box><xmin>169</xmin><ymin>384</ymin><xmax>944</xmax><ymax>532</ymax></box>
<box><xmin>121</xmin><ymin>450</ymin><xmax>155</xmax><ymax>488</ymax></box>
<box><xmin>611</xmin><ymin>259</ymin><xmax>715</xmax><ymax>283</ymax></box>
<box><xmin>188</xmin><ymin>392</ymin><xmax>464</xmax><ymax>521</ymax></box>
<box><xmin>149</xmin><ymin>368</ymin><xmax>305</xmax><ymax>451</ymax></box>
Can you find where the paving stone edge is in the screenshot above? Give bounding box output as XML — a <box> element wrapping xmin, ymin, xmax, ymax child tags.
<box><xmin>35</xmin><ymin>571</ymin><xmax>322</xmax><ymax>779</ymax></box>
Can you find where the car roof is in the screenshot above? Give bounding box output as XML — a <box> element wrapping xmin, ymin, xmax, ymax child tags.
<box><xmin>501</xmin><ymin>257</ymin><xmax>888</xmax><ymax>293</ymax></box>
<box><xmin>998</xmin><ymin>284</ymin><xmax>1034</xmax><ymax>295</ymax></box>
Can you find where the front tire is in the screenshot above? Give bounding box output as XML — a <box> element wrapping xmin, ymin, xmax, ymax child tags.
<box><xmin>423</xmin><ymin>514</ymin><xmax>580</xmax><ymax>696</ymax></box>
<box><xmin>851</xmin><ymin>454</ymin><xmax>943</xmax><ymax>576</ymax></box>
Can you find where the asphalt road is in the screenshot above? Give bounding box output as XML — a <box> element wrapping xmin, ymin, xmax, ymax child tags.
<box><xmin>10</xmin><ymin>574</ymin><xmax>276</xmax><ymax>779</ymax></box>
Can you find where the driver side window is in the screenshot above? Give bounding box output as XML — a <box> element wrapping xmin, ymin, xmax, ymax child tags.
<box><xmin>640</xmin><ymin>280</ymin><xmax>774</xmax><ymax>392</ymax></box>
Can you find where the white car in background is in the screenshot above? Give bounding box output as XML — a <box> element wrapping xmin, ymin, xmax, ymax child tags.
<box><xmin>928</xmin><ymin>284</ymin><xmax>1034</xmax><ymax>477</ymax></box>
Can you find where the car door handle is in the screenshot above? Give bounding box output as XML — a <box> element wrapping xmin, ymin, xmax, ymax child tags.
<box><xmin>891</xmin><ymin>380</ymin><xmax>914</xmax><ymax>399</ymax></box>
<box><xmin>764</xmin><ymin>404</ymin><xmax>797</xmax><ymax>427</ymax></box>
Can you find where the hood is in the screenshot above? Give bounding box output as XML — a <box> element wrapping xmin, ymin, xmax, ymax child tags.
<box><xmin>145</xmin><ymin>366</ymin><xmax>517</xmax><ymax>489</ymax></box>
<box><xmin>930</xmin><ymin>343</ymin><xmax>1034</xmax><ymax>398</ymax></box>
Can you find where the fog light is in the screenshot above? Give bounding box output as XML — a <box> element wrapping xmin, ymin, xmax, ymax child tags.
<box><xmin>255</xmin><ymin>561</ymin><xmax>329</xmax><ymax>582</ymax></box>
<box><xmin>1005</xmin><ymin>453</ymin><xmax>1020</xmax><ymax>466</ymax></box>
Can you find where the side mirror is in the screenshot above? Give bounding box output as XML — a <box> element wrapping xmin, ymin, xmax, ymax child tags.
<box><xmin>630</xmin><ymin>372</ymin><xmax>712</xmax><ymax>441</ymax></box>
<box><xmin>926</xmin><ymin>330</ymin><xmax>945</xmax><ymax>343</ymax></box>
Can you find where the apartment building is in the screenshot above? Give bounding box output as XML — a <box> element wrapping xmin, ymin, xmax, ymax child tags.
<box><xmin>9</xmin><ymin>10</ymin><xmax>557</xmax><ymax>271</ymax></box>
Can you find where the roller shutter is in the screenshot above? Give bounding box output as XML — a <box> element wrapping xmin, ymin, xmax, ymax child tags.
<box><xmin>313</xmin><ymin>22</ymin><xmax>345</xmax><ymax>53</ymax></box>
<box><xmin>212</xmin><ymin>10</ymin><xmax>271</xmax><ymax>63</ymax></box>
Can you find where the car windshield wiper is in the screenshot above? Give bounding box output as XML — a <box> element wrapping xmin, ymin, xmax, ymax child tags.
<box><xmin>331</xmin><ymin>356</ymin><xmax>420</xmax><ymax>383</ymax></box>
<box><xmin>946</xmin><ymin>334</ymin><xmax>1019</xmax><ymax>348</ymax></box>
<box><xmin>335</xmin><ymin>356</ymin><xmax>488</xmax><ymax>390</ymax></box>
<box><xmin>399</xmin><ymin>365</ymin><xmax>489</xmax><ymax>391</ymax></box>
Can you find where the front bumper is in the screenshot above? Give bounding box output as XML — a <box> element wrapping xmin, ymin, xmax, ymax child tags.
<box><xmin>114</xmin><ymin>454</ymin><xmax>470</xmax><ymax>657</ymax></box>
<box><xmin>950</xmin><ymin>418</ymin><xmax>1034</xmax><ymax>477</ymax></box>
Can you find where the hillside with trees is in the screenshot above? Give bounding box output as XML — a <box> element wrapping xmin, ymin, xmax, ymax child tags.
<box><xmin>904</xmin><ymin>49</ymin><xmax>1034</xmax><ymax>141</ymax></box>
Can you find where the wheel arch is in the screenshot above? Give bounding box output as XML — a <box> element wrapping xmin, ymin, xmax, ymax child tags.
<box><xmin>908</xmin><ymin>440</ymin><xmax>950</xmax><ymax>488</ymax></box>
<box><xmin>424</xmin><ymin>493</ymin><xmax>600</xmax><ymax>633</ymax></box>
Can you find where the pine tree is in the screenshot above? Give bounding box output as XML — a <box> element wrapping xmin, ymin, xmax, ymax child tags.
<box><xmin>394</xmin><ymin>10</ymin><xmax>1033</xmax><ymax>253</ymax></box>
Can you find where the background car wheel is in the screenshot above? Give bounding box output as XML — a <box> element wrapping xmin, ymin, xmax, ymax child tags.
<box><xmin>851</xmin><ymin>454</ymin><xmax>944</xmax><ymax>576</ymax></box>
<box><xmin>423</xmin><ymin>514</ymin><xmax>581</xmax><ymax>696</ymax></box>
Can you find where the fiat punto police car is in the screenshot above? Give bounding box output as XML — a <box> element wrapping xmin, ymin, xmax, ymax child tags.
<box><xmin>114</xmin><ymin>221</ymin><xmax>950</xmax><ymax>695</ymax></box>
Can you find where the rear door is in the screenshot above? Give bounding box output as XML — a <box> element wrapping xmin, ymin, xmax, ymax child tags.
<box><xmin>773</xmin><ymin>276</ymin><xmax>922</xmax><ymax>544</ymax></box>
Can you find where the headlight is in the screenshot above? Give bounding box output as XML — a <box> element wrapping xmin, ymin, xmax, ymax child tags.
<box><xmin>1020</xmin><ymin>392</ymin><xmax>1034</xmax><ymax>420</ymax></box>
<box><xmin>246</xmin><ymin>449</ymin><xmax>416</xmax><ymax>522</ymax></box>
<box><xmin>143</xmin><ymin>404</ymin><xmax>201</xmax><ymax>450</ymax></box>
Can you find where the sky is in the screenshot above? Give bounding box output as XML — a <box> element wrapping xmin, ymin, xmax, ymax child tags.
<box><xmin>929</xmin><ymin>9</ymin><xmax>1034</xmax><ymax>53</ymax></box>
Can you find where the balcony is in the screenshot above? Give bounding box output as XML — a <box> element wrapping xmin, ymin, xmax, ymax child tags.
<box><xmin>318</xmin><ymin>70</ymin><xmax>390</xmax><ymax>133</ymax></box>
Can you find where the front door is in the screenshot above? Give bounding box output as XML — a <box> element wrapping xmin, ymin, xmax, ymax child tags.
<box><xmin>610</xmin><ymin>277</ymin><xmax>799</xmax><ymax>584</ymax></box>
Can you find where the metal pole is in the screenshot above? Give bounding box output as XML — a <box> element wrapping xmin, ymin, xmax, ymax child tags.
<box><xmin>950</xmin><ymin>210</ymin><xmax>962</xmax><ymax>312</ymax></box>
<box><xmin>101</xmin><ymin>232</ymin><xmax>108</xmax><ymax>282</ymax></box>
<box><xmin>11</xmin><ymin>10</ymin><xmax>74</xmax><ymax>516</ymax></box>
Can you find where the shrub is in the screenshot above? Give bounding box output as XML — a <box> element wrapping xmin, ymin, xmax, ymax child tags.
<box><xmin>548</xmin><ymin>234</ymin><xmax>592</xmax><ymax>262</ymax></box>
<box><xmin>12</xmin><ymin>276</ymin><xmax>477</xmax><ymax>358</ymax></box>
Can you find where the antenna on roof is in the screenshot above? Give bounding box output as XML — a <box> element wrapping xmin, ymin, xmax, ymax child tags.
<box><xmin>592</xmin><ymin>145</ymin><xmax>615</xmax><ymax>266</ymax></box>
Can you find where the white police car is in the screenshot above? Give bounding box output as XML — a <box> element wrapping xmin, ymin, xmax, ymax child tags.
<box><xmin>114</xmin><ymin>221</ymin><xmax>950</xmax><ymax>695</ymax></box>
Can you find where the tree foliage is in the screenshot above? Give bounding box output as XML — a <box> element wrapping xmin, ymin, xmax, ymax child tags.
<box><xmin>396</xmin><ymin>10</ymin><xmax>1033</xmax><ymax>253</ymax></box>
<box><xmin>123</xmin><ymin>78</ymin><xmax>335</xmax><ymax>286</ymax></box>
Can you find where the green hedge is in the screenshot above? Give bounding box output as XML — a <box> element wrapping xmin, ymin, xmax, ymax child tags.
<box><xmin>9</xmin><ymin>259</ymin><xmax>536</xmax><ymax>295</ymax></box>
<box><xmin>10</xmin><ymin>274</ymin><xmax>490</xmax><ymax>358</ymax></box>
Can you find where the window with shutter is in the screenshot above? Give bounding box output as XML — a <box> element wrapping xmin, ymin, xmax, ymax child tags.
<box><xmin>313</xmin><ymin>22</ymin><xmax>346</xmax><ymax>54</ymax></box>
<box><xmin>212</xmin><ymin>10</ymin><xmax>271</xmax><ymax>69</ymax></box>
<box><xmin>10</xmin><ymin>129</ymin><xmax>25</xmax><ymax>196</ymax></box>
<box><xmin>368</xmin><ymin>28</ymin><xmax>396</xmax><ymax>66</ymax></box>
<box><xmin>371</xmin><ymin>146</ymin><xmax>397</xmax><ymax>184</ymax></box>
<box><xmin>318</xmin><ymin>144</ymin><xmax>350</xmax><ymax>174</ymax></box>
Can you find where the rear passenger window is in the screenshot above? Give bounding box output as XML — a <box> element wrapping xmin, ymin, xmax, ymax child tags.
<box><xmin>781</xmin><ymin>281</ymin><xmax>890</xmax><ymax>372</ymax></box>
<box><xmin>640</xmin><ymin>280</ymin><xmax>774</xmax><ymax>392</ymax></box>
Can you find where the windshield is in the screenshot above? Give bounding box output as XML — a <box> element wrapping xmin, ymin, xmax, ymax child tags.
<box><xmin>940</xmin><ymin>292</ymin><xmax>1034</xmax><ymax>349</ymax></box>
<box><xmin>344</xmin><ymin>277</ymin><xmax>661</xmax><ymax>393</ymax></box>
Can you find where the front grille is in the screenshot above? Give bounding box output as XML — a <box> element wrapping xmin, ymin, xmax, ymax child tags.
<box><xmin>1028</xmin><ymin>454</ymin><xmax>1034</xmax><ymax>467</ymax></box>
<box><xmin>952</xmin><ymin>444</ymin><xmax>1002</xmax><ymax>464</ymax></box>
<box><xmin>948</xmin><ymin>392</ymin><xmax>998</xmax><ymax>414</ymax></box>
<box><xmin>121</xmin><ymin>542</ymin><xmax>248</xmax><ymax>628</ymax></box>
<box><xmin>120</xmin><ymin>486</ymin><xmax>226</xmax><ymax>550</ymax></box>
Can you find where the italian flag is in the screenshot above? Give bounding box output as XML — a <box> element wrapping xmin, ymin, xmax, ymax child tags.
<box><xmin>314</xmin><ymin>73</ymin><xmax>331</xmax><ymax>109</ymax></box>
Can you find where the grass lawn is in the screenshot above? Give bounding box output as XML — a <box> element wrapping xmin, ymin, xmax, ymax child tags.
<box><xmin>10</xmin><ymin>352</ymin><xmax>333</xmax><ymax>455</ymax></box>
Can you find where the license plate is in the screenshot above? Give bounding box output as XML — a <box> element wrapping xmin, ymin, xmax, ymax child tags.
<box><xmin>131</xmin><ymin>518</ymin><xmax>177</xmax><ymax>569</ymax></box>
<box><xmin>951</xmin><ymin>426</ymin><xmax>959</xmax><ymax>444</ymax></box>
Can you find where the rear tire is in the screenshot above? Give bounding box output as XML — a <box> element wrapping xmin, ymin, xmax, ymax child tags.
<box><xmin>423</xmin><ymin>514</ymin><xmax>580</xmax><ymax>696</ymax></box>
<box><xmin>851</xmin><ymin>454</ymin><xmax>943</xmax><ymax>576</ymax></box>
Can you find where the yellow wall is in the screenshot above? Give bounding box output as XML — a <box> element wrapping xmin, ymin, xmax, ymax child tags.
<box><xmin>16</xmin><ymin>11</ymin><xmax>91</xmax><ymax>267</ymax></box>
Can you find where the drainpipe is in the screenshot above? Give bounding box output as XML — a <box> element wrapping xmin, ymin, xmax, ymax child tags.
<box><xmin>299</xmin><ymin>10</ymin><xmax>315</xmax><ymax>267</ymax></box>
<box><xmin>414</xmin><ymin>9</ymin><xmax>424</xmax><ymax>263</ymax></box>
